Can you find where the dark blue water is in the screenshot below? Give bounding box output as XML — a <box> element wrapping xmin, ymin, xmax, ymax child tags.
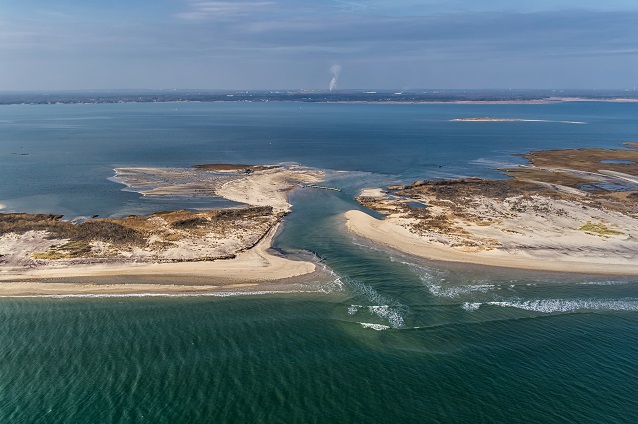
<box><xmin>1</xmin><ymin>102</ymin><xmax>638</xmax><ymax>422</ymax></box>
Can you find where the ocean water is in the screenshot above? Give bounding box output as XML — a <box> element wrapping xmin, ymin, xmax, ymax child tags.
<box><xmin>1</xmin><ymin>101</ymin><xmax>638</xmax><ymax>422</ymax></box>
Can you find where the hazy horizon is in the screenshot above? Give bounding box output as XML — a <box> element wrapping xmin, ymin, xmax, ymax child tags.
<box><xmin>2</xmin><ymin>1</ymin><xmax>637</xmax><ymax>91</ymax></box>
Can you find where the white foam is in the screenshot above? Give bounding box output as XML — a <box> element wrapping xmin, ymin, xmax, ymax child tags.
<box><xmin>421</xmin><ymin>274</ymin><xmax>495</xmax><ymax>298</ymax></box>
<box><xmin>348</xmin><ymin>305</ymin><xmax>360</xmax><ymax>315</ymax></box>
<box><xmin>347</xmin><ymin>303</ymin><xmax>405</xmax><ymax>328</ymax></box>
<box><xmin>359</xmin><ymin>322</ymin><xmax>390</xmax><ymax>331</ymax></box>
<box><xmin>579</xmin><ymin>281</ymin><xmax>630</xmax><ymax>286</ymax></box>
<box><xmin>316</xmin><ymin>264</ymin><xmax>345</xmax><ymax>293</ymax></box>
<box><xmin>1</xmin><ymin>289</ymin><xmax>316</xmax><ymax>299</ymax></box>
<box><xmin>487</xmin><ymin>299</ymin><xmax>638</xmax><ymax>313</ymax></box>
<box><xmin>349</xmin><ymin>278</ymin><xmax>390</xmax><ymax>306</ymax></box>
<box><xmin>462</xmin><ymin>302</ymin><xmax>481</xmax><ymax>312</ymax></box>
<box><xmin>368</xmin><ymin>305</ymin><xmax>405</xmax><ymax>328</ymax></box>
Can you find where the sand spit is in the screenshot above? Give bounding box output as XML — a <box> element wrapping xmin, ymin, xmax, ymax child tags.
<box><xmin>113</xmin><ymin>164</ymin><xmax>323</xmax><ymax>213</ymax></box>
<box><xmin>452</xmin><ymin>117</ymin><xmax>586</xmax><ymax>124</ymax></box>
<box><xmin>0</xmin><ymin>164</ymin><xmax>325</xmax><ymax>295</ymax></box>
<box><xmin>215</xmin><ymin>165</ymin><xmax>323</xmax><ymax>213</ymax></box>
<box><xmin>347</xmin><ymin>147</ymin><xmax>638</xmax><ymax>275</ymax></box>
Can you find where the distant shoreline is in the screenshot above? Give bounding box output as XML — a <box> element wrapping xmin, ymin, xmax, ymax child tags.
<box><xmin>1</xmin><ymin>90</ymin><xmax>638</xmax><ymax>106</ymax></box>
<box><xmin>2</xmin><ymin>99</ymin><xmax>638</xmax><ymax>107</ymax></box>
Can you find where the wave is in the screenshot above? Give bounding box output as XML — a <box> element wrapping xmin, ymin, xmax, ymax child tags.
<box><xmin>346</xmin><ymin>276</ymin><xmax>407</xmax><ymax>328</ymax></box>
<box><xmin>578</xmin><ymin>280</ymin><xmax>631</xmax><ymax>286</ymax></box>
<box><xmin>462</xmin><ymin>302</ymin><xmax>481</xmax><ymax>312</ymax></box>
<box><xmin>359</xmin><ymin>322</ymin><xmax>391</xmax><ymax>331</ymax></box>
<box><xmin>348</xmin><ymin>304</ymin><xmax>405</xmax><ymax>328</ymax></box>
<box><xmin>419</xmin><ymin>271</ymin><xmax>495</xmax><ymax>298</ymax></box>
<box><xmin>1</xmin><ymin>289</ymin><xmax>324</xmax><ymax>299</ymax></box>
<box><xmin>463</xmin><ymin>298</ymin><xmax>638</xmax><ymax>313</ymax></box>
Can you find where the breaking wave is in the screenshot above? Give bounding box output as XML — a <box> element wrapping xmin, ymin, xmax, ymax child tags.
<box><xmin>359</xmin><ymin>322</ymin><xmax>391</xmax><ymax>331</ymax></box>
<box><xmin>348</xmin><ymin>304</ymin><xmax>405</xmax><ymax>328</ymax></box>
<box><xmin>462</xmin><ymin>302</ymin><xmax>481</xmax><ymax>312</ymax></box>
<box><xmin>346</xmin><ymin>277</ymin><xmax>407</xmax><ymax>328</ymax></box>
<box><xmin>3</xmin><ymin>290</ymin><xmax>317</xmax><ymax>299</ymax></box>
<box><xmin>579</xmin><ymin>281</ymin><xmax>630</xmax><ymax>286</ymax></box>
<box><xmin>463</xmin><ymin>298</ymin><xmax>638</xmax><ymax>313</ymax></box>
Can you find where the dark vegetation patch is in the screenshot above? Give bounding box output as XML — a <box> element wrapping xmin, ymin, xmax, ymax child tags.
<box><xmin>0</xmin><ymin>213</ymin><xmax>146</xmax><ymax>246</ymax></box>
<box><xmin>516</xmin><ymin>148</ymin><xmax>638</xmax><ymax>176</ymax></box>
<box><xmin>1</xmin><ymin>206</ymin><xmax>277</xmax><ymax>261</ymax></box>
<box><xmin>171</xmin><ymin>217</ymin><xmax>209</xmax><ymax>229</ymax></box>
<box><xmin>193</xmin><ymin>164</ymin><xmax>279</xmax><ymax>173</ymax></box>
<box><xmin>0</xmin><ymin>213</ymin><xmax>65</xmax><ymax>236</ymax></box>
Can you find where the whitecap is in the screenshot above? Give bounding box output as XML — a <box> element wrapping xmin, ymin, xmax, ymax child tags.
<box><xmin>421</xmin><ymin>275</ymin><xmax>495</xmax><ymax>298</ymax></box>
<box><xmin>346</xmin><ymin>303</ymin><xmax>405</xmax><ymax>327</ymax></box>
<box><xmin>368</xmin><ymin>305</ymin><xmax>405</xmax><ymax>328</ymax></box>
<box><xmin>487</xmin><ymin>299</ymin><xmax>638</xmax><ymax>313</ymax></box>
<box><xmin>359</xmin><ymin>322</ymin><xmax>390</xmax><ymax>331</ymax></box>
<box><xmin>462</xmin><ymin>302</ymin><xmax>481</xmax><ymax>312</ymax></box>
<box><xmin>579</xmin><ymin>281</ymin><xmax>630</xmax><ymax>286</ymax></box>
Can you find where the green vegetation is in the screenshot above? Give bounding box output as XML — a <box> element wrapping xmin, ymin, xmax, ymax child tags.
<box><xmin>33</xmin><ymin>241</ymin><xmax>92</xmax><ymax>259</ymax></box>
<box><xmin>579</xmin><ymin>221</ymin><xmax>623</xmax><ymax>237</ymax></box>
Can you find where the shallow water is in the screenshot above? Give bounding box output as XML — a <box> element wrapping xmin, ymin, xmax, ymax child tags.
<box><xmin>1</xmin><ymin>101</ymin><xmax>638</xmax><ymax>422</ymax></box>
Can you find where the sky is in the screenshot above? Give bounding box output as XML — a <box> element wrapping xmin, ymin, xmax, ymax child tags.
<box><xmin>1</xmin><ymin>0</ymin><xmax>637</xmax><ymax>90</ymax></box>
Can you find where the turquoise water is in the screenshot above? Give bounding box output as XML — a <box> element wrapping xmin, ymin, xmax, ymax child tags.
<box><xmin>2</xmin><ymin>102</ymin><xmax>638</xmax><ymax>422</ymax></box>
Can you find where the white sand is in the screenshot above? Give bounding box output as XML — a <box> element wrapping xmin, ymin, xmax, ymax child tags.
<box><xmin>358</xmin><ymin>188</ymin><xmax>387</xmax><ymax>198</ymax></box>
<box><xmin>0</xmin><ymin>223</ymin><xmax>317</xmax><ymax>295</ymax></box>
<box><xmin>217</xmin><ymin>166</ymin><xmax>323</xmax><ymax>213</ymax></box>
<box><xmin>344</xmin><ymin>207</ymin><xmax>638</xmax><ymax>275</ymax></box>
<box><xmin>0</xmin><ymin>165</ymin><xmax>325</xmax><ymax>295</ymax></box>
<box><xmin>112</xmin><ymin>164</ymin><xmax>324</xmax><ymax>213</ymax></box>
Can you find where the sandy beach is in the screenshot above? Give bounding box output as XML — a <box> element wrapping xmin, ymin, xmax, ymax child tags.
<box><xmin>345</xmin><ymin>210</ymin><xmax>638</xmax><ymax>275</ymax></box>
<box><xmin>0</xmin><ymin>222</ymin><xmax>320</xmax><ymax>296</ymax></box>
<box><xmin>0</xmin><ymin>165</ymin><xmax>325</xmax><ymax>295</ymax></box>
<box><xmin>347</xmin><ymin>146</ymin><xmax>638</xmax><ymax>276</ymax></box>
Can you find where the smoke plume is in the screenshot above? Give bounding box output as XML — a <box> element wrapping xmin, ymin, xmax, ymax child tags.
<box><xmin>329</xmin><ymin>64</ymin><xmax>341</xmax><ymax>91</ymax></box>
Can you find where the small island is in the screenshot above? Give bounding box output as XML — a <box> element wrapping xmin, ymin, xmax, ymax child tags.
<box><xmin>346</xmin><ymin>144</ymin><xmax>638</xmax><ymax>275</ymax></box>
<box><xmin>0</xmin><ymin>164</ymin><xmax>326</xmax><ymax>296</ymax></box>
<box><xmin>451</xmin><ymin>117</ymin><xmax>586</xmax><ymax>124</ymax></box>
<box><xmin>452</xmin><ymin>117</ymin><xmax>532</xmax><ymax>122</ymax></box>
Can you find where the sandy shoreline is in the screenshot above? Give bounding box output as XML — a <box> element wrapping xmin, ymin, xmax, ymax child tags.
<box><xmin>0</xmin><ymin>223</ymin><xmax>322</xmax><ymax>296</ymax></box>
<box><xmin>344</xmin><ymin>210</ymin><xmax>638</xmax><ymax>276</ymax></box>
<box><xmin>348</xmin><ymin>146</ymin><xmax>638</xmax><ymax>276</ymax></box>
<box><xmin>0</xmin><ymin>165</ymin><xmax>326</xmax><ymax>296</ymax></box>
